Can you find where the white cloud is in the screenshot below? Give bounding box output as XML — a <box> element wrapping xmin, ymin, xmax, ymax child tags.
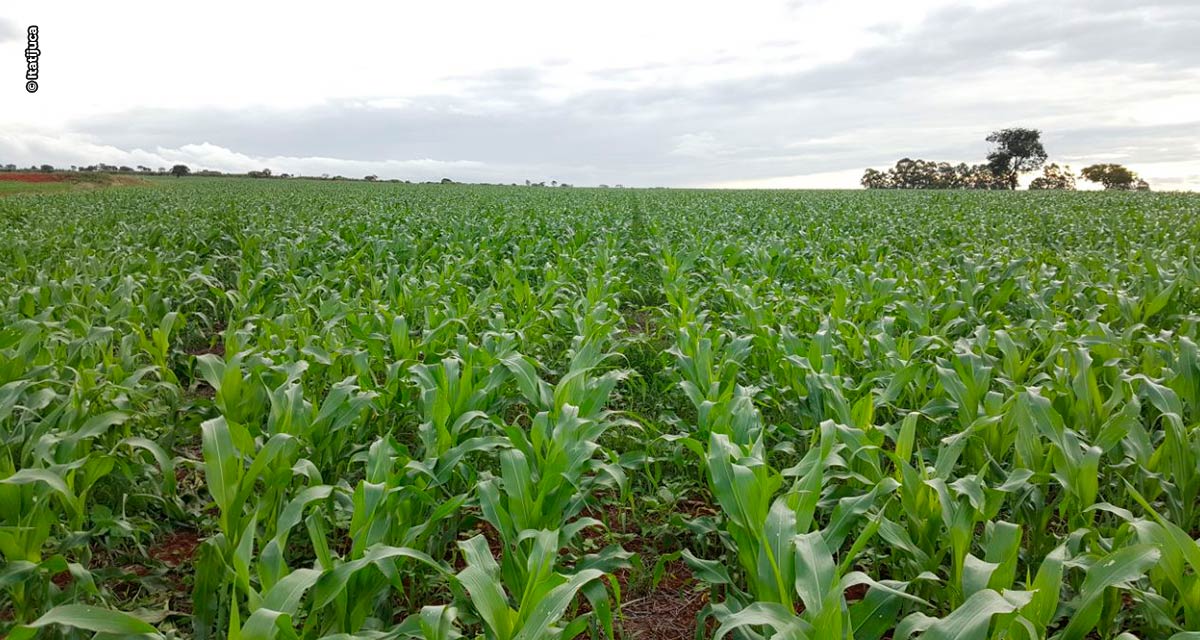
<box><xmin>706</xmin><ymin>168</ymin><xmax>866</xmax><ymax>189</ymax></box>
<box><xmin>0</xmin><ymin>132</ymin><xmax>492</xmax><ymax>181</ymax></box>
<box><xmin>1127</xmin><ymin>160</ymin><xmax>1200</xmax><ymax>191</ymax></box>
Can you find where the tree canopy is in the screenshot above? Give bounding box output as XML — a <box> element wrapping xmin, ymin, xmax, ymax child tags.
<box><xmin>860</xmin><ymin>158</ymin><xmax>1007</xmax><ymax>190</ymax></box>
<box><xmin>985</xmin><ymin>128</ymin><xmax>1048</xmax><ymax>189</ymax></box>
<box><xmin>1080</xmin><ymin>164</ymin><xmax>1149</xmax><ymax>191</ymax></box>
<box><xmin>1028</xmin><ymin>163</ymin><xmax>1076</xmax><ymax>190</ymax></box>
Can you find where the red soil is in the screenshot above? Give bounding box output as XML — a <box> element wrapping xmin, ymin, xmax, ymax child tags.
<box><xmin>0</xmin><ymin>173</ymin><xmax>71</xmax><ymax>183</ymax></box>
<box><xmin>149</xmin><ymin>529</ymin><xmax>202</xmax><ymax>568</ymax></box>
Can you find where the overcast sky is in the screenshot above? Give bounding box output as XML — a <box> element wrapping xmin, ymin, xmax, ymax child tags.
<box><xmin>1</xmin><ymin>0</ymin><xmax>1197</xmax><ymax>189</ymax></box>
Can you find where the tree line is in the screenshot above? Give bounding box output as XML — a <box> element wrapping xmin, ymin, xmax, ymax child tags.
<box><xmin>1</xmin><ymin>163</ymin><xmax>586</xmax><ymax>187</ymax></box>
<box><xmin>861</xmin><ymin>128</ymin><xmax>1151</xmax><ymax>191</ymax></box>
<box><xmin>1</xmin><ymin>163</ymin><xmax>166</xmax><ymax>174</ymax></box>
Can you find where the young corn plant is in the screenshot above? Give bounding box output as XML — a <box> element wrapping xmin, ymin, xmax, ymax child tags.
<box><xmin>480</xmin><ymin>334</ymin><xmax>632</xmax><ymax>596</ymax></box>
<box><xmin>667</xmin><ymin>321</ymin><xmax>753</xmax><ymax>440</ymax></box>
<box><xmin>454</xmin><ymin>530</ymin><xmax>614</xmax><ymax>640</ymax></box>
<box><xmin>691</xmin><ymin>421</ymin><xmax>920</xmax><ymax>640</ymax></box>
<box><xmin>193</xmin><ymin>415</ymin><xmax>300</xmax><ymax>638</ymax></box>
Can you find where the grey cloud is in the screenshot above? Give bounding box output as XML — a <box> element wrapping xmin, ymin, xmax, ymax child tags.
<box><xmin>446</xmin><ymin>67</ymin><xmax>544</xmax><ymax>96</ymax></box>
<box><xmin>60</xmin><ymin>0</ymin><xmax>1200</xmax><ymax>187</ymax></box>
<box><xmin>695</xmin><ymin>0</ymin><xmax>1200</xmax><ymax>107</ymax></box>
<box><xmin>1050</xmin><ymin>122</ymin><xmax>1200</xmax><ymax>164</ymax></box>
<box><xmin>78</xmin><ymin>99</ymin><xmax>673</xmax><ymax>170</ymax></box>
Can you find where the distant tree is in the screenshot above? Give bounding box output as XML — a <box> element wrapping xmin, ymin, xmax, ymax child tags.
<box><xmin>118</xmin><ymin>166</ymin><xmax>133</xmax><ymax>173</ymax></box>
<box><xmin>170</xmin><ymin>164</ymin><xmax>191</xmax><ymax>178</ymax></box>
<box><xmin>2</xmin><ymin>164</ymin><xmax>14</xmax><ymax>172</ymax></box>
<box><xmin>860</xmin><ymin>168</ymin><xmax>892</xmax><ymax>189</ymax></box>
<box><xmin>1080</xmin><ymin>163</ymin><xmax>1140</xmax><ymax>190</ymax></box>
<box><xmin>440</xmin><ymin>177</ymin><xmax>454</xmax><ymax>184</ymax></box>
<box><xmin>39</xmin><ymin>164</ymin><xmax>54</xmax><ymax>172</ymax></box>
<box><xmin>1028</xmin><ymin>163</ymin><xmax>1076</xmax><ymax>190</ymax></box>
<box><xmin>890</xmin><ymin>158</ymin><xmax>929</xmax><ymax>189</ymax></box>
<box><xmin>364</xmin><ymin>175</ymin><xmax>378</xmax><ymax>181</ymax></box>
<box><xmin>551</xmin><ymin>180</ymin><xmax>558</xmax><ymax>187</ymax></box>
<box><xmin>985</xmin><ymin>128</ymin><xmax>1048</xmax><ymax>190</ymax></box>
<box><xmin>961</xmin><ymin>164</ymin><xmax>1009</xmax><ymax>190</ymax></box>
<box><xmin>524</xmin><ymin>179</ymin><xmax>531</xmax><ymax>186</ymax></box>
<box><xmin>1135</xmin><ymin>178</ymin><xmax>1151</xmax><ymax>191</ymax></box>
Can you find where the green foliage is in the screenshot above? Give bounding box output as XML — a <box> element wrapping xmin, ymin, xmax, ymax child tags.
<box><xmin>0</xmin><ymin>180</ymin><xmax>1198</xmax><ymax>640</ymax></box>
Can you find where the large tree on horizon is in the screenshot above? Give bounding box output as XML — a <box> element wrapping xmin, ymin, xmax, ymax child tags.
<box><xmin>986</xmin><ymin>128</ymin><xmax>1048</xmax><ymax>189</ymax></box>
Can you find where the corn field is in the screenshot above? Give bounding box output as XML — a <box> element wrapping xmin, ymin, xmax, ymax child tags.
<box><xmin>2</xmin><ymin>179</ymin><xmax>1200</xmax><ymax>640</ymax></box>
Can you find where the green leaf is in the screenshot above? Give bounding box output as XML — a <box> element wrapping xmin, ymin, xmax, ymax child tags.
<box><xmin>681</xmin><ymin>548</ymin><xmax>734</xmax><ymax>585</ymax></box>
<box><xmin>457</xmin><ymin>534</ymin><xmax>515</xmax><ymax>640</ymax></box>
<box><xmin>512</xmin><ymin>568</ymin><xmax>606</xmax><ymax>640</ymax></box>
<box><xmin>904</xmin><ymin>589</ymin><xmax>1031</xmax><ymax>640</ymax></box>
<box><xmin>793</xmin><ymin>531</ymin><xmax>836</xmax><ymax>617</ymax></box>
<box><xmin>260</xmin><ymin>567</ymin><xmax>321</xmax><ymax>613</ymax></box>
<box><xmin>120</xmin><ymin>436</ymin><xmax>176</xmax><ymax>495</ymax></box>
<box><xmin>313</xmin><ymin>544</ymin><xmax>446</xmax><ymax>609</ymax></box>
<box><xmin>1</xmin><ymin>467</ymin><xmax>71</xmax><ymax>497</ymax></box>
<box><xmin>1060</xmin><ymin>544</ymin><xmax>1160</xmax><ymax>640</ymax></box>
<box><xmin>7</xmin><ymin>604</ymin><xmax>161</xmax><ymax>640</ymax></box>
<box><xmin>200</xmin><ymin>416</ymin><xmax>238</xmax><ymax>516</ymax></box>
<box><xmin>712</xmin><ymin>602</ymin><xmax>806</xmax><ymax>640</ymax></box>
